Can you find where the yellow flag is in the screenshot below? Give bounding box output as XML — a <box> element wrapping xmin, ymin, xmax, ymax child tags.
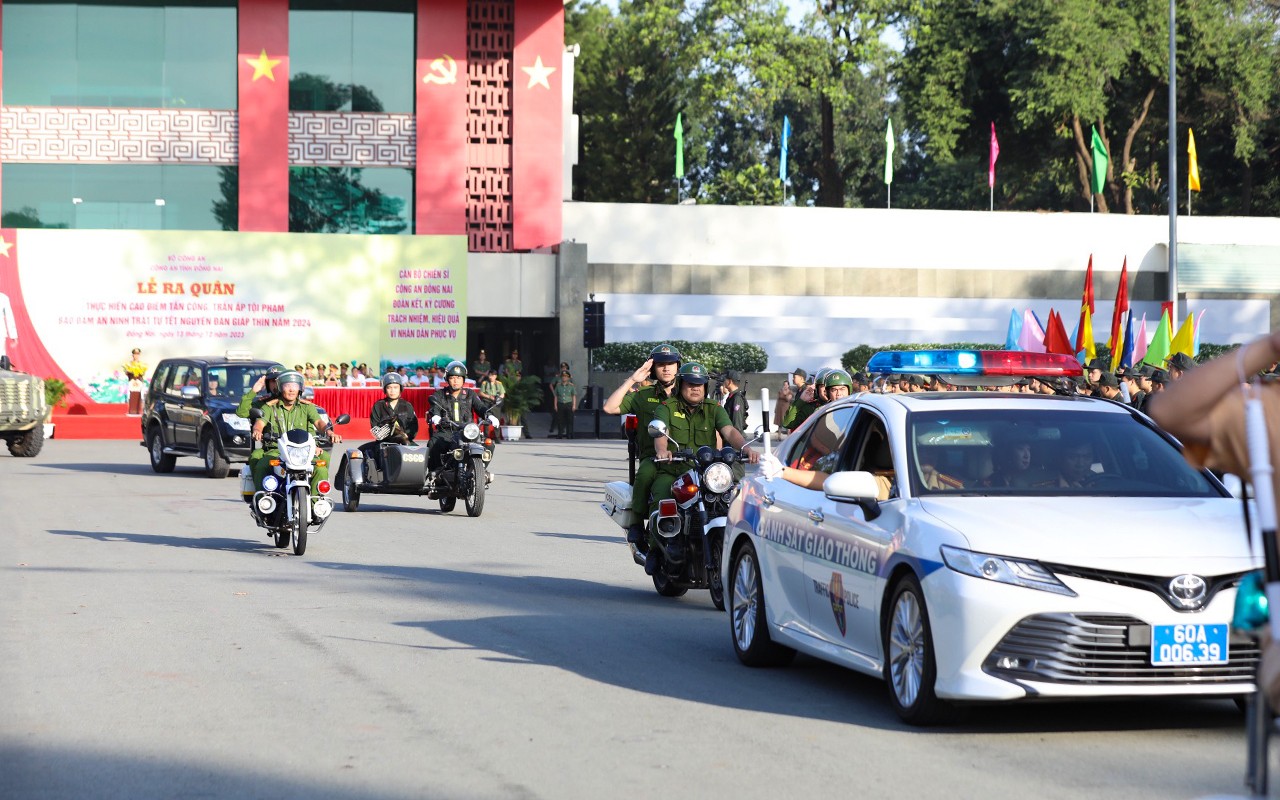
<box><xmin>1170</xmin><ymin>312</ymin><xmax>1196</xmax><ymax>357</ymax></box>
<box><xmin>1188</xmin><ymin>128</ymin><xmax>1201</xmax><ymax>192</ymax></box>
<box><xmin>1079</xmin><ymin>305</ymin><xmax>1097</xmax><ymax>362</ymax></box>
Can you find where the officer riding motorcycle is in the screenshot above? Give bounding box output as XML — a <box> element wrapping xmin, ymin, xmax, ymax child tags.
<box><xmin>428</xmin><ymin>360</ymin><xmax>498</xmax><ymax>471</ymax></box>
<box><xmin>601</xmin><ymin>343</ymin><xmax>683</xmax><ymax>546</ymax></box>
<box><xmin>249</xmin><ymin>370</ymin><xmax>342</xmax><ymax>495</ymax></box>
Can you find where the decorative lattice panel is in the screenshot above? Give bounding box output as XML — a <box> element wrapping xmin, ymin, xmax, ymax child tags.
<box><xmin>0</xmin><ymin>107</ymin><xmax>238</xmax><ymax>164</ymax></box>
<box><xmin>466</xmin><ymin>0</ymin><xmax>514</xmax><ymax>253</ymax></box>
<box><xmin>288</xmin><ymin>112</ymin><xmax>415</xmax><ymax>167</ymax></box>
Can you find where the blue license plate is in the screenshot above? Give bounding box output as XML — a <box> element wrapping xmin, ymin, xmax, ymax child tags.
<box><xmin>1151</xmin><ymin>624</ymin><xmax>1229</xmax><ymax>666</ymax></box>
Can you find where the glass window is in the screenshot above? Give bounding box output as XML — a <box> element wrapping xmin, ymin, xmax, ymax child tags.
<box><xmin>288</xmin><ymin>167</ymin><xmax>412</xmax><ymax>234</ymax></box>
<box><xmin>2</xmin><ymin>164</ymin><xmax>232</xmax><ymax>231</ymax></box>
<box><xmin>2</xmin><ymin>1</ymin><xmax>236</xmax><ymax>108</ymax></box>
<box><xmin>906</xmin><ymin>408</ymin><xmax>1223</xmax><ymax>497</ymax></box>
<box><xmin>787</xmin><ymin>407</ymin><xmax>857</xmax><ymax>473</ymax></box>
<box><xmin>290</xmin><ymin>0</ymin><xmax>414</xmax><ymax>113</ymax></box>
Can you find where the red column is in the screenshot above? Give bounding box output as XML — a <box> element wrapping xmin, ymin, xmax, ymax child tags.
<box><xmin>415</xmin><ymin>0</ymin><xmax>468</xmax><ymax>236</ymax></box>
<box><xmin>511</xmin><ymin>0</ymin><xmax>563</xmax><ymax>250</ymax></box>
<box><xmin>237</xmin><ymin>0</ymin><xmax>289</xmax><ymax>232</ymax></box>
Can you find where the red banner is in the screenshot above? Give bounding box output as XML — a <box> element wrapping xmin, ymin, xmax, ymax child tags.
<box><xmin>416</xmin><ymin>0</ymin><xmax>468</xmax><ymax>236</ymax></box>
<box><xmin>237</xmin><ymin>0</ymin><xmax>289</xmax><ymax>232</ymax></box>
<box><xmin>512</xmin><ymin>0</ymin><xmax>563</xmax><ymax>250</ymax></box>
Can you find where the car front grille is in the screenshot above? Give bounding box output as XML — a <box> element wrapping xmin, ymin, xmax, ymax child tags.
<box><xmin>984</xmin><ymin>613</ymin><xmax>1257</xmax><ymax>686</ymax></box>
<box><xmin>1042</xmin><ymin>562</ymin><xmax>1247</xmax><ymax>612</ymax></box>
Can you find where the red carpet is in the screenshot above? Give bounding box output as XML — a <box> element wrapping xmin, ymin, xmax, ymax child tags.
<box><xmin>52</xmin><ymin>404</ymin><xmax>143</xmax><ymax>440</ymax></box>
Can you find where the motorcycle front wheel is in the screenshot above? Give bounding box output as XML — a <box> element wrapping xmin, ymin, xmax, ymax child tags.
<box><xmin>652</xmin><ymin>568</ymin><xmax>688</xmax><ymax>598</ymax></box>
<box><xmin>293</xmin><ymin>485</ymin><xmax>310</xmax><ymax>555</ymax></box>
<box><xmin>274</xmin><ymin>529</ymin><xmax>290</xmax><ymax>549</ymax></box>
<box><xmin>465</xmin><ymin>456</ymin><xmax>486</xmax><ymax>517</ymax></box>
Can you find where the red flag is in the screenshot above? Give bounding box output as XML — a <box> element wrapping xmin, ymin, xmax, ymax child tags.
<box><xmin>1074</xmin><ymin>255</ymin><xmax>1095</xmax><ymax>353</ymax></box>
<box><xmin>1108</xmin><ymin>258</ymin><xmax>1130</xmax><ymax>371</ymax></box>
<box><xmin>988</xmin><ymin>122</ymin><xmax>999</xmax><ymax>189</ymax></box>
<box><xmin>1044</xmin><ymin>310</ymin><xmax>1076</xmax><ymax>356</ymax></box>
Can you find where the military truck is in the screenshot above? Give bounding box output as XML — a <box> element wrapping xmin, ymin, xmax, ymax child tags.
<box><xmin>0</xmin><ymin>356</ymin><xmax>48</xmax><ymax>457</ymax></box>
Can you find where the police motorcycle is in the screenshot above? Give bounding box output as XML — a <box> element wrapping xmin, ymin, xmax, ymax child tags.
<box><xmin>602</xmin><ymin>419</ymin><xmax>761</xmax><ymax>610</ymax></box>
<box><xmin>336</xmin><ymin>401</ymin><xmax>500</xmax><ymax>517</ymax></box>
<box><xmin>242</xmin><ymin>408</ymin><xmax>350</xmax><ymax>556</ymax></box>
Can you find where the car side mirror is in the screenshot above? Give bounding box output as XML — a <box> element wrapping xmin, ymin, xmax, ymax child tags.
<box><xmin>180</xmin><ymin>385</ymin><xmax>200</xmax><ymax>400</ymax></box>
<box><xmin>823</xmin><ymin>471</ymin><xmax>883</xmax><ymax>521</ymax></box>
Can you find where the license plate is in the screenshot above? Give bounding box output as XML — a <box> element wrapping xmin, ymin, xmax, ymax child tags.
<box><xmin>1150</xmin><ymin>624</ymin><xmax>1229</xmax><ymax>666</ymax></box>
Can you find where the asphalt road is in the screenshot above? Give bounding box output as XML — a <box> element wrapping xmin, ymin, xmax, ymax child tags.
<box><xmin>0</xmin><ymin>438</ymin><xmax>1256</xmax><ymax>799</ymax></box>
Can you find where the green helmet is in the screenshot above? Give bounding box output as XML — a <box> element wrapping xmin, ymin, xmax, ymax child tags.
<box><xmin>444</xmin><ymin>360</ymin><xmax>467</xmax><ymax>378</ymax></box>
<box><xmin>649</xmin><ymin>343</ymin><xmax>682</xmax><ymax>365</ymax></box>
<box><xmin>264</xmin><ymin>364</ymin><xmax>286</xmax><ymax>381</ymax></box>
<box><xmin>677</xmin><ymin>361</ymin><xmax>710</xmax><ymax>386</ymax></box>
<box><xmin>813</xmin><ymin>367</ymin><xmax>833</xmax><ymax>386</ymax></box>
<box><xmin>823</xmin><ymin>369</ymin><xmax>853</xmax><ymax>389</ymax></box>
<box><xmin>276</xmin><ymin>370</ymin><xmax>304</xmax><ymax>390</ymax></box>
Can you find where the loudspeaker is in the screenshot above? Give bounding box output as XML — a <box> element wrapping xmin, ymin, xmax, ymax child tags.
<box><xmin>583</xmin><ymin>301</ymin><xmax>605</xmax><ymax>349</ymax></box>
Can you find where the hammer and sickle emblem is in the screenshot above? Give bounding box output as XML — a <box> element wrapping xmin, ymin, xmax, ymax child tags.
<box><xmin>423</xmin><ymin>54</ymin><xmax>458</xmax><ymax>85</ymax></box>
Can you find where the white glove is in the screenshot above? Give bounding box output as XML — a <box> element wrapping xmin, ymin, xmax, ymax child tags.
<box><xmin>431</xmin><ymin>415</ymin><xmax>441</xmax><ymax>426</ymax></box>
<box><xmin>758</xmin><ymin>453</ymin><xmax>784</xmax><ymax>481</ymax></box>
<box><xmin>487</xmin><ymin>415</ymin><xmax>500</xmax><ymax>427</ymax></box>
<box><xmin>371</xmin><ymin>424</ymin><xmax>391</xmax><ymax>440</ymax></box>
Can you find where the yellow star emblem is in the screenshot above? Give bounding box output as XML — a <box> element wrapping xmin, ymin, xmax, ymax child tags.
<box><xmin>521</xmin><ymin>55</ymin><xmax>556</xmax><ymax>90</ymax></box>
<box><xmin>246</xmin><ymin>49</ymin><xmax>282</xmax><ymax>82</ymax></box>
<box><xmin>0</xmin><ymin>237</ymin><xmax>11</xmax><ymax>257</ymax></box>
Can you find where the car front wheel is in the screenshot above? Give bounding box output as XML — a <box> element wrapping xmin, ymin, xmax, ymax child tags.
<box><xmin>729</xmin><ymin>541</ymin><xmax>794</xmax><ymax>667</ymax></box>
<box><xmin>883</xmin><ymin>573</ymin><xmax>953</xmax><ymax>725</ymax></box>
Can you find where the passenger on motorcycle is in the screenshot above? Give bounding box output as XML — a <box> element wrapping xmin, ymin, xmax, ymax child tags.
<box><xmin>602</xmin><ymin>343</ymin><xmax>683</xmax><ymax>545</ymax></box>
<box><xmin>648</xmin><ymin>362</ymin><xmax>760</xmax><ymax>568</ymax></box>
<box><xmin>237</xmin><ymin>363</ymin><xmax>286</xmax><ymax>477</ymax></box>
<box><xmin>823</xmin><ymin>368</ymin><xmax>854</xmax><ymax>402</ymax></box>
<box><xmin>428</xmin><ymin>361</ymin><xmax>498</xmax><ymax>470</ymax></box>
<box><xmin>250</xmin><ymin>370</ymin><xmax>342</xmax><ymax>494</ymax></box>
<box><xmin>359</xmin><ymin>372</ymin><xmax>420</xmax><ymax>480</ymax></box>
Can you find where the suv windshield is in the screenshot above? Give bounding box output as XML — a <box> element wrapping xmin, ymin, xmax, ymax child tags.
<box><xmin>906</xmin><ymin>408</ymin><xmax>1221</xmax><ymax>498</ymax></box>
<box><xmin>205</xmin><ymin>365</ymin><xmax>270</xmax><ymax>402</ymax></box>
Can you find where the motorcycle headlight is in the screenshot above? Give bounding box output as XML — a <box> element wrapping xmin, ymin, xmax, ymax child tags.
<box><xmin>282</xmin><ymin>442</ymin><xmax>313</xmax><ymax>469</ymax></box>
<box><xmin>703</xmin><ymin>462</ymin><xmax>734</xmax><ymax>494</ymax></box>
<box><xmin>940</xmin><ymin>545</ymin><xmax>1076</xmax><ymax>597</ymax></box>
<box><xmin>462</xmin><ymin>422</ymin><xmax>480</xmax><ymax>441</ymax></box>
<box><xmin>221</xmin><ymin>413</ymin><xmax>250</xmax><ymax>431</ymax></box>
<box><xmin>262</xmin><ymin>474</ymin><xmax>280</xmax><ymax>493</ymax></box>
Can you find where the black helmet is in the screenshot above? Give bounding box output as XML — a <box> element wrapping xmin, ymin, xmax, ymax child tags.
<box><xmin>677</xmin><ymin>362</ymin><xmax>710</xmax><ymax>386</ymax></box>
<box><xmin>444</xmin><ymin>360</ymin><xmax>467</xmax><ymax>378</ymax></box>
<box><xmin>276</xmin><ymin>370</ymin><xmax>304</xmax><ymax>390</ymax></box>
<box><xmin>649</xmin><ymin>343</ymin><xmax>682</xmax><ymax>365</ymax></box>
<box><xmin>265</xmin><ymin>364</ymin><xmax>286</xmax><ymax>381</ymax></box>
<box><xmin>380</xmin><ymin>372</ymin><xmax>404</xmax><ymax>391</ymax></box>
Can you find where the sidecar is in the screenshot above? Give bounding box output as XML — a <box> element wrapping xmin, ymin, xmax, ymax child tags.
<box><xmin>334</xmin><ymin>442</ymin><xmax>431</xmax><ymax>512</ymax></box>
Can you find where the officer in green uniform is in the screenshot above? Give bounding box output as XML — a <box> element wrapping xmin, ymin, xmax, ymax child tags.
<box><xmin>501</xmin><ymin>349</ymin><xmax>523</xmax><ymax>378</ymax></box>
<box><xmin>552</xmin><ymin>370</ymin><xmax>578</xmax><ymax>438</ymax></box>
<box><xmin>822</xmin><ymin>369</ymin><xmax>854</xmax><ymax>402</ymax></box>
<box><xmin>249</xmin><ymin>370</ymin><xmax>341</xmax><ymax>495</ymax></box>
<box><xmin>602</xmin><ymin>343</ymin><xmax>683</xmax><ymax>545</ymax></box>
<box><xmin>471</xmin><ymin>349</ymin><xmax>492</xmax><ymax>379</ymax></box>
<box><xmin>648</xmin><ymin>361</ymin><xmax>760</xmax><ymax>572</ymax></box>
<box><xmin>236</xmin><ymin>364</ymin><xmax>285</xmax><ymax>484</ymax></box>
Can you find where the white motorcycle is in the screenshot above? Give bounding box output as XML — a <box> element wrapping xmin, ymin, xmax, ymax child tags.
<box><xmin>241</xmin><ymin>410</ymin><xmax>350</xmax><ymax>555</ymax></box>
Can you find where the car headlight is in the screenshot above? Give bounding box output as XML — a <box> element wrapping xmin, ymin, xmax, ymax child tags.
<box><xmin>221</xmin><ymin>413</ymin><xmax>250</xmax><ymax>431</ymax></box>
<box><xmin>703</xmin><ymin>462</ymin><xmax>734</xmax><ymax>494</ymax></box>
<box><xmin>462</xmin><ymin>422</ymin><xmax>481</xmax><ymax>442</ymax></box>
<box><xmin>940</xmin><ymin>545</ymin><xmax>1076</xmax><ymax>597</ymax></box>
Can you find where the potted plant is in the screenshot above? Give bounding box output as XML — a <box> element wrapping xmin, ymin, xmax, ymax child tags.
<box><xmin>43</xmin><ymin>378</ymin><xmax>71</xmax><ymax>439</ymax></box>
<box><xmin>497</xmin><ymin>374</ymin><xmax>543</xmax><ymax>441</ymax></box>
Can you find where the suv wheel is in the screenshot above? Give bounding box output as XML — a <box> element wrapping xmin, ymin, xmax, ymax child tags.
<box><xmin>203</xmin><ymin>432</ymin><xmax>230</xmax><ymax>478</ymax></box>
<box><xmin>8</xmin><ymin>424</ymin><xmax>46</xmax><ymax>457</ymax></box>
<box><xmin>147</xmin><ymin>426</ymin><xmax>176</xmax><ymax>473</ymax></box>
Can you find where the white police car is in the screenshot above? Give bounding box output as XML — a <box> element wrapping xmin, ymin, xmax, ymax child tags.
<box><xmin>723</xmin><ymin>350</ymin><xmax>1258</xmax><ymax>725</ymax></box>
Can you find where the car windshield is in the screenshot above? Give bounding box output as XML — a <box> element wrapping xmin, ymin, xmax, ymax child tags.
<box><xmin>906</xmin><ymin>408</ymin><xmax>1222</xmax><ymax>498</ymax></box>
<box><xmin>205</xmin><ymin>365</ymin><xmax>270</xmax><ymax>401</ymax></box>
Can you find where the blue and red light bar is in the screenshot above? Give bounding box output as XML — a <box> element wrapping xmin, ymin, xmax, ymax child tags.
<box><xmin>865</xmin><ymin>350</ymin><xmax>1082</xmax><ymax>377</ymax></box>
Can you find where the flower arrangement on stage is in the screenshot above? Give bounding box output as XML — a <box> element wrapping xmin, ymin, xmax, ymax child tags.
<box><xmin>122</xmin><ymin>359</ymin><xmax>148</xmax><ymax>380</ymax></box>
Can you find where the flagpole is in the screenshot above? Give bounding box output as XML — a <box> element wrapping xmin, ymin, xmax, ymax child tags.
<box><xmin>887</xmin><ymin>184</ymin><xmax>891</xmax><ymax>210</ymax></box>
<box><xmin>990</xmin><ymin>186</ymin><xmax>993</xmax><ymax>212</ymax></box>
<box><xmin>1167</xmin><ymin>0</ymin><xmax>1179</xmax><ymax>322</ymax></box>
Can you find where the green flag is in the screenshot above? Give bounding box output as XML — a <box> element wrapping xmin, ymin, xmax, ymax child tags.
<box><xmin>884</xmin><ymin>118</ymin><xmax>895</xmax><ymax>185</ymax></box>
<box><xmin>674</xmin><ymin>113</ymin><xmax>684</xmax><ymax>179</ymax></box>
<box><xmin>1089</xmin><ymin>125</ymin><xmax>1109</xmax><ymax>195</ymax></box>
<box><xmin>1141</xmin><ymin>310</ymin><xmax>1172</xmax><ymax>368</ymax></box>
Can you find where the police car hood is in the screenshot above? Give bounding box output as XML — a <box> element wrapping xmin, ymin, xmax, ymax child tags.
<box><xmin>916</xmin><ymin>496</ymin><xmax>1256</xmax><ymax>575</ymax></box>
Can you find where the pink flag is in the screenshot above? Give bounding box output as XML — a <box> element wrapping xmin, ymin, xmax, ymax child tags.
<box><xmin>989</xmin><ymin>122</ymin><xmax>1000</xmax><ymax>189</ymax></box>
<box><xmin>1133</xmin><ymin>313</ymin><xmax>1149</xmax><ymax>363</ymax></box>
<box><xmin>1018</xmin><ymin>308</ymin><xmax>1046</xmax><ymax>353</ymax></box>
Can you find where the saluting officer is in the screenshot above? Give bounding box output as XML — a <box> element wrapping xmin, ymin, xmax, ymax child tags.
<box><xmin>250</xmin><ymin>370</ymin><xmax>341</xmax><ymax>495</ymax></box>
<box><xmin>603</xmin><ymin>343</ymin><xmax>683</xmax><ymax>546</ymax></box>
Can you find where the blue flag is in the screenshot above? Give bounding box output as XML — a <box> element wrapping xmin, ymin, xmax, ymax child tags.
<box><xmin>779</xmin><ymin>116</ymin><xmax>790</xmax><ymax>183</ymax></box>
<box><xmin>1120</xmin><ymin>311</ymin><xmax>1135</xmax><ymax>369</ymax></box>
<box><xmin>1004</xmin><ymin>308</ymin><xmax>1023</xmax><ymax>351</ymax></box>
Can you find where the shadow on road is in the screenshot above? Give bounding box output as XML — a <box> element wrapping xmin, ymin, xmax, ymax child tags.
<box><xmin>34</xmin><ymin>462</ymin><xmax>162</xmax><ymax>477</ymax></box>
<box><xmin>47</xmin><ymin>528</ymin><xmax>280</xmax><ymax>553</ymax></box>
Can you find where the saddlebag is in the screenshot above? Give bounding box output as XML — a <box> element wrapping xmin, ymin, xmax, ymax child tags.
<box><xmin>603</xmin><ymin>480</ymin><xmax>638</xmax><ymax>528</ymax></box>
<box><xmin>381</xmin><ymin>444</ymin><xmax>429</xmax><ymax>489</ymax></box>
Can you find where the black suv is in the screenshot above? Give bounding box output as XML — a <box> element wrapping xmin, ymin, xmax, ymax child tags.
<box><xmin>141</xmin><ymin>353</ymin><xmax>280</xmax><ymax>478</ymax></box>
